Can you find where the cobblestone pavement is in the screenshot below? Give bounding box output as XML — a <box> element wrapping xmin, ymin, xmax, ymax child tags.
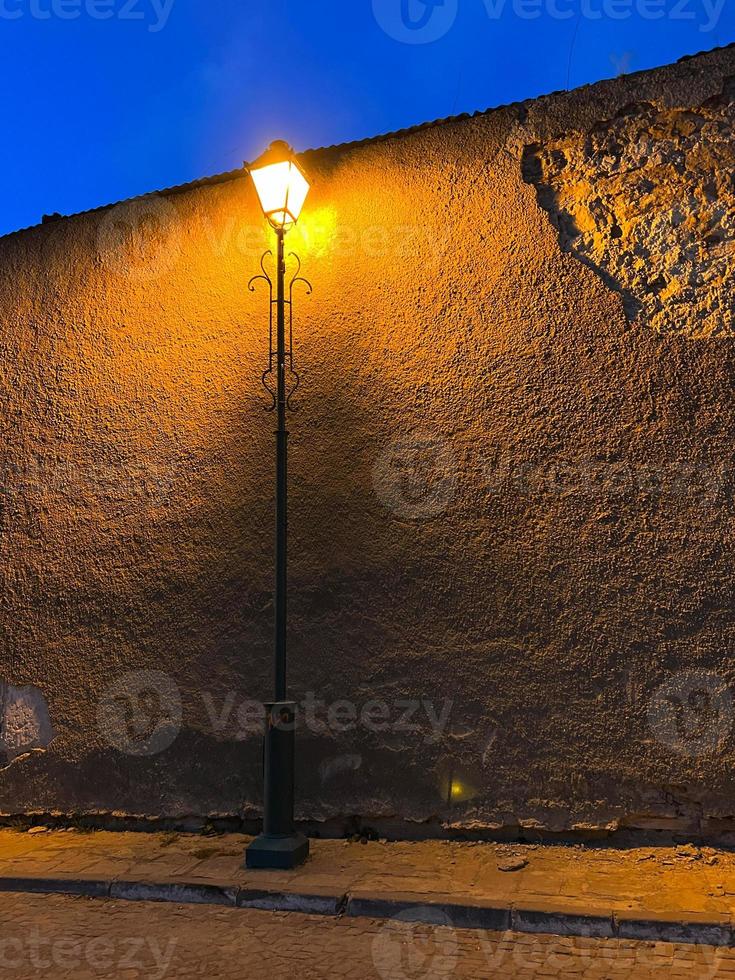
<box><xmin>0</xmin><ymin>893</ymin><xmax>733</xmax><ymax>979</ymax></box>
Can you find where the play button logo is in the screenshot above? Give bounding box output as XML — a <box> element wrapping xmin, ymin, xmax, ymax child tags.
<box><xmin>373</xmin><ymin>0</ymin><xmax>458</xmax><ymax>43</ymax></box>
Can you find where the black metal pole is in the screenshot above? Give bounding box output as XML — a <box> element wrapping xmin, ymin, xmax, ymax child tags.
<box><xmin>245</xmin><ymin>227</ymin><xmax>309</xmax><ymax>871</ymax></box>
<box><xmin>275</xmin><ymin>228</ymin><xmax>287</xmax><ymax>703</ymax></box>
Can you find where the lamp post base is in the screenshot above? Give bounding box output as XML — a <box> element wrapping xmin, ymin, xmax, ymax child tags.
<box><xmin>245</xmin><ymin>833</ymin><xmax>309</xmax><ymax>870</ymax></box>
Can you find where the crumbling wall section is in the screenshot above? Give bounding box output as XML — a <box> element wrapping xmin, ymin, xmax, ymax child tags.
<box><xmin>522</xmin><ymin>80</ymin><xmax>735</xmax><ymax>337</ymax></box>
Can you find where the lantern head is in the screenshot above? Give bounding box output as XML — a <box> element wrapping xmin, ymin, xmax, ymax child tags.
<box><xmin>249</xmin><ymin>140</ymin><xmax>310</xmax><ymax>232</ymax></box>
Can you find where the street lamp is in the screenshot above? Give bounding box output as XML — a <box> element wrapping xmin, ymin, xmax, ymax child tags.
<box><xmin>245</xmin><ymin>141</ymin><xmax>311</xmax><ymax>870</ymax></box>
<box><xmin>249</xmin><ymin>141</ymin><xmax>310</xmax><ymax>233</ymax></box>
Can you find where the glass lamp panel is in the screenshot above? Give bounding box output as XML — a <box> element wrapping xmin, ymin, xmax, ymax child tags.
<box><xmin>251</xmin><ymin>161</ymin><xmax>292</xmax><ymax>225</ymax></box>
<box><xmin>284</xmin><ymin>164</ymin><xmax>309</xmax><ymax>224</ymax></box>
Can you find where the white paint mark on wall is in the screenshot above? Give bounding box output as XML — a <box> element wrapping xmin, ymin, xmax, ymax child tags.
<box><xmin>0</xmin><ymin>684</ymin><xmax>55</xmax><ymax>765</ymax></box>
<box><xmin>319</xmin><ymin>754</ymin><xmax>362</xmax><ymax>785</ymax></box>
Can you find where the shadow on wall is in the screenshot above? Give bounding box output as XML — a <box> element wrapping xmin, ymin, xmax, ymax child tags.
<box><xmin>522</xmin><ymin>78</ymin><xmax>735</xmax><ymax>338</ymax></box>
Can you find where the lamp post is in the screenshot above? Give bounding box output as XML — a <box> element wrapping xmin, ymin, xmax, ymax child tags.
<box><xmin>245</xmin><ymin>142</ymin><xmax>311</xmax><ymax>870</ymax></box>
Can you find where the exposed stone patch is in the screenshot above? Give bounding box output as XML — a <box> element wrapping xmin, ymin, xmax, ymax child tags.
<box><xmin>522</xmin><ymin>83</ymin><xmax>735</xmax><ymax>337</ymax></box>
<box><xmin>0</xmin><ymin>684</ymin><xmax>55</xmax><ymax>767</ymax></box>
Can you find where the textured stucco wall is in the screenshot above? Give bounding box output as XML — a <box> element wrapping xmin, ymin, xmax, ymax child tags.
<box><xmin>2</xmin><ymin>45</ymin><xmax>735</xmax><ymax>837</ymax></box>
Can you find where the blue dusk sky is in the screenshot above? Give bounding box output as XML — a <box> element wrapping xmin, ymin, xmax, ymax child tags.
<box><xmin>0</xmin><ymin>0</ymin><xmax>733</xmax><ymax>236</ymax></box>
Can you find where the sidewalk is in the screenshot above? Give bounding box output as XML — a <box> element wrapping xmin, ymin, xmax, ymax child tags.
<box><xmin>1</xmin><ymin>829</ymin><xmax>734</xmax><ymax>946</ymax></box>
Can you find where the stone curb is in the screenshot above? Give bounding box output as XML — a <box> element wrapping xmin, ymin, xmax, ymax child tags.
<box><xmin>0</xmin><ymin>876</ymin><xmax>732</xmax><ymax>946</ymax></box>
<box><xmin>236</xmin><ymin>888</ymin><xmax>345</xmax><ymax>916</ymax></box>
<box><xmin>110</xmin><ymin>880</ymin><xmax>238</xmax><ymax>907</ymax></box>
<box><xmin>345</xmin><ymin>892</ymin><xmax>511</xmax><ymax>933</ymax></box>
<box><xmin>0</xmin><ymin>877</ymin><xmax>111</xmax><ymax>899</ymax></box>
<box><xmin>511</xmin><ymin>904</ymin><xmax>615</xmax><ymax>940</ymax></box>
